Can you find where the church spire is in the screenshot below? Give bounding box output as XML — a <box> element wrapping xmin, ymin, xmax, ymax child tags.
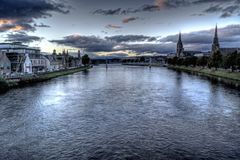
<box><xmin>212</xmin><ymin>24</ymin><xmax>220</xmax><ymax>53</ymax></box>
<box><xmin>176</xmin><ymin>32</ymin><xmax>184</xmax><ymax>57</ymax></box>
<box><xmin>179</xmin><ymin>32</ymin><xmax>182</xmax><ymax>42</ymax></box>
<box><xmin>214</xmin><ymin>25</ymin><xmax>218</xmax><ymax>39</ymax></box>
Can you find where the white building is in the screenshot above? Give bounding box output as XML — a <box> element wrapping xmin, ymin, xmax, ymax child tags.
<box><xmin>23</xmin><ymin>54</ymin><xmax>32</xmax><ymax>74</ymax></box>
<box><xmin>0</xmin><ymin>51</ymin><xmax>11</xmax><ymax>75</ymax></box>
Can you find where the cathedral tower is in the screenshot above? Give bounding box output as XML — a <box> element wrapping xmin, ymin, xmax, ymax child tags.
<box><xmin>212</xmin><ymin>25</ymin><xmax>220</xmax><ymax>54</ymax></box>
<box><xmin>176</xmin><ymin>32</ymin><xmax>184</xmax><ymax>57</ymax></box>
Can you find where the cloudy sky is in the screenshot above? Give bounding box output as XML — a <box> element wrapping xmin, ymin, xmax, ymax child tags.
<box><xmin>0</xmin><ymin>0</ymin><xmax>239</xmax><ymax>57</ymax></box>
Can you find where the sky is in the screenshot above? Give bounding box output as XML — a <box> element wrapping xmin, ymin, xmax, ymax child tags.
<box><xmin>0</xmin><ymin>0</ymin><xmax>239</xmax><ymax>58</ymax></box>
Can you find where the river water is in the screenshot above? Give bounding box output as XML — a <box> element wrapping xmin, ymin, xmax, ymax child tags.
<box><xmin>0</xmin><ymin>65</ymin><xmax>239</xmax><ymax>160</ymax></box>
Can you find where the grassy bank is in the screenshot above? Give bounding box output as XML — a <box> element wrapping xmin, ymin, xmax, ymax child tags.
<box><xmin>1</xmin><ymin>66</ymin><xmax>91</xmax><ymax>93</ymax></box>
<box><xmin>168</xmin><ymin>65</ymin><xmax>240</xmax><ymax>87</ymax></box>
<box><xmin>18</xmin><ymin>66</ymin><xmax>90</xmax><ymax>86</ymax></box>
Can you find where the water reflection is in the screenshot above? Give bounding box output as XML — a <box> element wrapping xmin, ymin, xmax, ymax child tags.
<box><xmin>0</xmin><ymin>65</ymin><xmax>239</xmax><ymax>160</ymax></box>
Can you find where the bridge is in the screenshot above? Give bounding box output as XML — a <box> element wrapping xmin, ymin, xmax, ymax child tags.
<box><xmin>91</xmin><ymin>55</ymin><xmax>167</xmax><ymax>66</ymax></box>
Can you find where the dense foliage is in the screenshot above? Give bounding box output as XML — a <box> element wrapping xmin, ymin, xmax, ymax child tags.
<box><xmin>82</xmin><ymin>54</ymin><xmax>90</xmax><ymax>66</ymax></box>
<box><xmin>167</xmin><ymin>51</ymin><xmax>240</xmax><ymax>71</ymax></box>
<box><xmin>208</xmin><ymin>50</ymin><xmax>222</xmax><ymax>70</ymax></box>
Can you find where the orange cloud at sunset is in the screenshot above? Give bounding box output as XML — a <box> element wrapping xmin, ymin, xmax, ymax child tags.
<box><xmin>0</xmin><ymin>19</ymin><xmax>16</xmax><ymax>25</ymax></box>
<box><xmin>155</xmin><ymin>0</ymin><xmax>166</xmax><ymax>9</ymax></box>
<box><xmin>10</xmin><ymin>25</ymin><xmax>24</xmax><ymax>31</ymax></box>
<box><xmin>0</xmin><ymin>19</ymin><xmax>25</xmax><ymax>32</ymax></box>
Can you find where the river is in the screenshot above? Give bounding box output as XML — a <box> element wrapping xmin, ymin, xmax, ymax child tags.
<box><xmin>0</xmin><ymin>65</ymin><xmax>239</xmax><ymax>160</ymax></box>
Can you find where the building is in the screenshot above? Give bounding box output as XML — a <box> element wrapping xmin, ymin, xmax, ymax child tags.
<box><xmin>212</xmin><ymin>25</ymin><xmax>220</xmax><ymax>54</ymax></box>
<box><xmin>174</xmin><ymin>33</ymin><xmax>210</xmax><ymax>58</ymax></box>
<box><xmin>23</xmin><ymin>54</ymin><xmax>32</xmax><ymax>74</ymax></box>
<box><xmin>176</xmin><ymin>32</ymin><xmax>184</xmax><ymax>57</ymax></box>
<box><xmin>0</xmin><ymin>42</ymin><xmax>49</xmax><ymax>73</ymax></box>
<box><xmin>45</xmin><ymin>49</ymin><xmax>82</xmax><ymax>70</ymax></box>
<box><xmin>0</xmin><ymin>51</ymin><xmax>11</xmax><ymax>75</ymax></box>
<box><xmin>212</xmin><ymin>25</ymin><xmax>239</xmax><ymax>55</ymax></box>
<box><xmin>45</xmin><ymin>50</ymin><xmax>61</xmax><ymax>71</ymax></box>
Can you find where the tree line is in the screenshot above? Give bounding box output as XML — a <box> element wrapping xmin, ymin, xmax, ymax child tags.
<box><xmin>167</xmin><ymin>51</ymin><xmax>240</xmax><ymax>71</ymax></box>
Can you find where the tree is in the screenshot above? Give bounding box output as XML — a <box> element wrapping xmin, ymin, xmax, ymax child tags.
<box><xmin>82</xmin><ymin>54</ymin><xmax>90</xmax><ymax>66</ymax></box>
<box><xmin>190</xmin><ymin>56</ymin><xmax>198</xmax><ymax>67</ymax></box>
<box><xmin>167</xmin><ymin>57</ymin><xmax>178</xmax><ymax>65</ymax></box>
<box><xmin>222</xmin><ymin>51</ymin><xmax>238</xmax><ymax>71</ymax></box>
<box><xmin>177</xmin><ymin>58</ymin><xmax>184</xmax><ymax>66</ymax></box>
<box><xmin>208</xmin><ymin>50</ymin><xmax>222</xmax><ymax>70</ymax></box>
<box><xmin>236</xmin><ymin>53</ymin><xmax>240</xmax><ymax>70</ymax></box>
<box><xmin>183</xmin><ymin>56</ymin><xmax>197</xmax><ymax>67</ymax></box>
<box><xmin>197</xmin><ymin>56</ymin><xmax>209</xmax><ymax>67</ymax></box>
<box><xmin>140</xmin><ymin>56</ymin><xmax>145</xmax><ymax>62</ymax></box>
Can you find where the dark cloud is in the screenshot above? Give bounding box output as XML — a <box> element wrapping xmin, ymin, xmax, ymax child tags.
<box><xmin>93</xmin><ymin>8</ymin><xmax>122</xmax><ymax>16</ymax></box>
<box><xmin>92</xmin><ymin>5</ymin><xmax>161</xmax><ymax>16</ymax></box>
<box><xmin>105</xmin><ymin>24</ymin><xmax>122</xmax><ymax>29</ymax></box>
<box><xmin>202</xmin><ymin>0</ymin><xmax>240</xmax><ymax>18</ymax></box>
<box><xmin>91</xmin><ymin>0</ymin><xmax>193</xmax><ymax>16</ymax></box>
<box><xmin>220</xmin><ymin>12</ymin><xmax>232</xmax><ymax>18</ymax></box>
<box><xmin>122</xmin><ymin>17</ymin><xmax>139</xmax><ymax>24</ymax></box>
<box><xmin>106</xmin><ymin>35</ymin><xmax>157</xmax><ymax>43</ymax></box>
<box><xmin>123</xmin><ymin>43</ymin><xmax>176</xmax><ymax>54</ymax></box>
<box><xmin>0</xmin><ymin>0</ymin><xmax>69</xmax><ymax>19</ymax></box>
<box><xmin>50</xmin><ymin>35</ymin><xmax>115</xmax><ymax>52</ymax></box>
<box><xmin>0</xmin><ymin>0</ymin><xmax>68</xmax><ymax>32</ymax></box>
<box><xmin>92</xmin><ymin>0</ymin><xmax>194</xmax><ymax>16</ymax></box>
<box><xmin>92</xmin><ymin>0</ymin><xmax>240</xmax><ymax>18</ymax></box>
<box><xmin>204</xmin><ymin>5</ymin><xmax>223</xmax><ymax>13</ymax></box>
<box><xmin>50</xmin><ymin>34</ymin><xmax>170</xmax><ymax>54</ymax></box>
<box><xmin>193</xmin><ymin>0</ymin><xmax>228</xmax><ymax>4</ymax></box>
<box><xmin>136</xmin><ymin>4</ymin><xmax>160</xmax><ymax>12</ymax></box>
<box><xmin>50</xmin><ymin>25</ymin><xmax>240</xmax><ymax>56</ymax></box>
<box><xmin>6</xmin><ymin>32</ymin><xmax>43</xmax><ymax>43</ymax></box>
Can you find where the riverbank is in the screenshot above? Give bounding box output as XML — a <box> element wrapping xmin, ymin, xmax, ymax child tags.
<box><xmin>0</xmin><ymin>78</ymin><xmax>9</xmax><ymax>93</ymax></box>
<box><xmin>122</xmin><ymin>63</ymin><xmax>165</xmax><ymax>67</ymax></box>
<box><xmin>0</xmin><ymin>66</ymin><xmax>91</xmax><ymax>94</ymax></box>
<box><xmin>168</xmin><ymin>65</ymin><xmax>240</xmax><ymax>88</ymax></box>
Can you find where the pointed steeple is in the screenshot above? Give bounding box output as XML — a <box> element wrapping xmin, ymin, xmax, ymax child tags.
<box><xmin>214</xmin><ymin>25</ymin><xmax>218</xmax><ymax>38</ymax></box>
<box><xmin>179</xmin><ymin>32</ymin><xmax>182</xmax><ymax>42</ymax></box>
<box><xmin>176</xmin><ymin>32</ymin><xmax>184</xmax><ymax>57</ymax></box>
<box><xmin>212</xmin><ymin>24</ymin><xmax>220</xmax><ymax>53</ymax></box>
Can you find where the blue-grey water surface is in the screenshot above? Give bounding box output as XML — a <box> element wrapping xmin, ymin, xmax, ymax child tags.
<box><xmin>0</xmin><ymin>65</ymin><xmax>240</xmax><ymax>160</ymax></box>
